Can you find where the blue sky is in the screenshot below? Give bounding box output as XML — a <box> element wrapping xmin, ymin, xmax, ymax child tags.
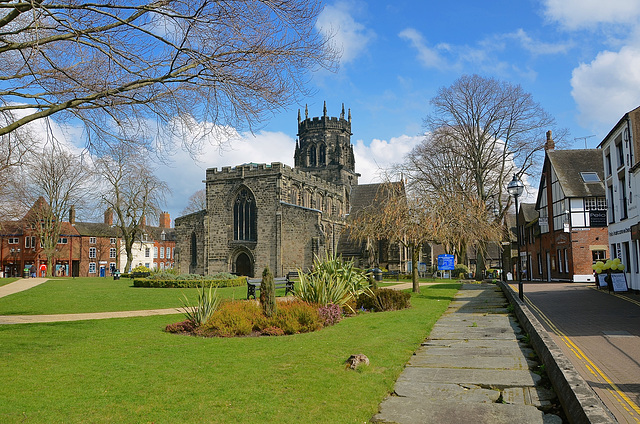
<box><xmin>146</xmin><ymin>0</ymin><xmax>640</xmax><ymax>221</ymax></box>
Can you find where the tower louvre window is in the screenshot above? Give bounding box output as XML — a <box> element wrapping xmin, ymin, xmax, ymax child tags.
<box><xmin>234</xmin><ymin>188</ymin><xmax>257</xmax><ymax>241</ymax></box>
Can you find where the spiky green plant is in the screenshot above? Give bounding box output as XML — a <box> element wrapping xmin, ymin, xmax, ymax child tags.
<box><xmin>180</xmin><ymin>284</ymin><xmax>221</xmax><ymax>327</ymax></box>
<box><xmin>294</xmin><ymin>252</ymin><xmax>372</xmax><ymax>313</ymax></box>
<box><xmin>260</xmin><ymin>266</ymin><xmax>276</xmax><ymax>317</ymax></box>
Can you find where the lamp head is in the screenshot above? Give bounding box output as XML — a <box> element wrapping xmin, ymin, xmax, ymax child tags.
<box><xmin>507</xmin><ymin>174</ymin><xmax>524</xmax><ymax>197</ymax></box>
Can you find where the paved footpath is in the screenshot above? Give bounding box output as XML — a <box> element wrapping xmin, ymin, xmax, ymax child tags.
<box><xmin>0</xmin><ymin>278</ymin><xmax>181</xmax><ymax>324</ymax></box>
<box><xmin>372</xmin><ymin>282</ymin><xmax>563</xmax><ymax>424</ymax></box>
<box><xmin>522</xmin><ymin>282</ymin><xmax>640</xmax><ymax>424</ymax></box>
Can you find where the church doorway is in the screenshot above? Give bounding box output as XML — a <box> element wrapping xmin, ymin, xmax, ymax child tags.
<box><xmin>235</xmin><ymin>253</ymin><xmax>253</xmax><ymax>277</ymax></box>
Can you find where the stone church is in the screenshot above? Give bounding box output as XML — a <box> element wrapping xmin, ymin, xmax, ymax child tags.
<box><xmin>175</xmin><ymin>104</ymin><xmax>407</xmax><ymax>277</ymax></box>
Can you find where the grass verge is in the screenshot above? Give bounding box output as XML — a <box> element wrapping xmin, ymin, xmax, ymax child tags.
<box><xmin>0</xmin><ymin>283</ymin><xmax>459</xmax><ymax>423</ymax></box>
<box><xmin>0</xmin><ymin>277</ymin><xmax>251</xmax><ymax>315</ymax></box>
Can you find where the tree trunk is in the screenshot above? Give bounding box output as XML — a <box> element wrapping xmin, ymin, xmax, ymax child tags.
<box><xmin>412</xmin><ymin>243</ymin><xmax>420</xmax><ymax>293</ymax></box>
<box><xmin>475</xmin><ymin>240</ymin><xmax>486</xmax><ymax>281</ymax></box>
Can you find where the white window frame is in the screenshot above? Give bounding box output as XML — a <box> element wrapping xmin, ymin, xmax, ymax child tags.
<box><xmin>8</xmin><ymin>237</ymin><xmax>18</xmax><ymax>244</ymax></box>
<box><xmin>89</xmin><ymin>237</ymin><xmax>96</xmax><ymax>244</ymax></box>
<box><xmin>110</xmin><ymin>238</ymin><xmax>116</xmax><ymax>245</ymax></box>
<box><xmin>89</xmin><ymin>247</ymin><xmax>96</xmax><ymax>258</ymax></box>
<box><xmin>110</xmin><ymin>248</ymin><xmax>117</xmax><ymax>258</ymax></box>
<box><xmin>160</xmin><ymin>247</ymin><xmax>164</xmax><ymax>259</ymax></box>
<box><xmin>144</xmin><ymin>248</ymin><xmax>150</xmax><ymax>258</ymax></box>
<box><xmin>89</xmin><ymin>262</ymin><xmax>96</xmax><ymax>274</ymax></box>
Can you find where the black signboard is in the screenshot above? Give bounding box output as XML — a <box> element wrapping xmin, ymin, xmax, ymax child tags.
<box><xmin>589</xmin><ymin>210</ymin><xmax>608</xmax><ymax>227</ymax></box>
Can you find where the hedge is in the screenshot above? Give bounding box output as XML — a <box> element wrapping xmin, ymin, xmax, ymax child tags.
<box><xmin>132</xmin><ymin>277</ymin><xmax>247</xmax><ymax>288</ymax></box>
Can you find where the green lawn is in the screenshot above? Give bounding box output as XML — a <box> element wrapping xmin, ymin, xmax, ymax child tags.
<box><xmin>0</xmin><ymin>277</ymin><xmax>251</xmax><ymax>315</ymax></box>
<box><xmin>0</xmin><ymin>282</ymin><xmax>460</xmax><ymax>423</ymax></box>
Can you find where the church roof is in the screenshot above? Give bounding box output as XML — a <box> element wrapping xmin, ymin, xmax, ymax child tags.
<box><xmin>339</xmin><ymin>182</ymin><xmax>405</xmax><ymax>258</ymax></box>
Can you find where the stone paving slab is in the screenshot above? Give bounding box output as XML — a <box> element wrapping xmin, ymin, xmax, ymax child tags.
<box><xmin>393</xmin><ymin>382</ymin><xmax>501</xmax><ymax>403</ymax></box>
<box><xmin>408</xmin><ymin>354</ymin><xmax>533</xmax><ymax>370</ymax></box>
<box><xmin>396</xmin><ymin>366</ymin><xmax>542</xmax><ymax>389</ymax></box>
<box><xmin>416</xmin><ymin>343</ymin><xmax>535</xmax><ymax>358</ymax></box>
<box><xmin>372</xmin><ymin>397</ymin><xmax>547</xmax><ymax>424</ymax></box>
<box><xmin>372</xmin><ymin>283</ymin><xmax>561</xmax><ymax>423</ymax></box>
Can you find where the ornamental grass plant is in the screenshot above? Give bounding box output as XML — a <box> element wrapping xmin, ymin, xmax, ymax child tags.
<box><xmin>179</xmin><ymin>284</ymin><xmax>221</xmax><ymax>327</ymax></box>
<box><xmin>294</xmin><ymin>252</ymin><xmax>372</xmax><ymax>313</ymax></box>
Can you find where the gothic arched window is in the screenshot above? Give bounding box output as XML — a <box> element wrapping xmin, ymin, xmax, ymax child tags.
<box><xmin>309</xmin><ymin>145</ymin><xmax>317</xmax><ymax>166</ymax></box>
<box><xmin>319</xmin><ymin>144</ymin><xmax>326</xmax><ymax>166</ymax></box>
<box><xmin>190</xmin><ymin>232</ymin><xmax>197</xmax><ymax>266</ymax></box>
<box><xmin>234</xmin><ymin>188</ymin><xmax>257</xmax><ymax>241</ymax></box>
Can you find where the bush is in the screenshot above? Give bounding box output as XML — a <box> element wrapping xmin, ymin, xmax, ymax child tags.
<box><xmin>201</xmin><ymin>301</ymin><xmax>262</xmax><ymax>337</ymax></box>
<box><xmin>165</xmin><ymin>320</ymin><xmax>196</xmax><ymax>334</ymax></box>
<box><xmin>260</xmin><ymin>267</ymin><xmax>276</xmax><ymax>318</ymax></box>
<box><xmin>357</xmin><ymin>288</ymin><xmax>411</xmax><ymax>312</ymax></box>
<box><xmin>131</xmin><ymin>265</ymin><xmax>150</xmax><ymax>273</ymax></box>
<box><xmin>132</xmin><ymin>276</ymin><xmax>246</xmax><ymax>288</ymax></box>
<box><xmin>192</xmin><ymin>300</ymin><xmax>323</xmax><ymax>337</ymax></box>
<box><xmin>452</xmin><ymin>265</ymin><xmax>469</xmax><ymax>279</ymax></box>
<box><xmin>317</xmin><ymin>303</ymin><xmax>342</xmax><ymax>326</ymax></box>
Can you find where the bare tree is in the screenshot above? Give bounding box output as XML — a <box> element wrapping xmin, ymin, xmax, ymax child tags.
<box><xmin>413</xmin><ymin>74</ymin><xmax>565</xmax><ymax>275</ymax></box>
<box><xmin>14</xmin><ymin>144</ymin><xmax>94</xmax><ymax>275</ymax></box>
<box><xmin>346</xmin><ymin>182</ymin><xmax>432</xmax><ymax>293</ymax></box>
<box><xmin>181</xmin><ymin>189</ymin><xmax>206</xmax><ymax>215</ymax></box>
<box><xmin>0</xmin><ymin>1</ymin><xmax>338</xmax><ymax>152</ymax></box>
<box><xmin>96</xmin><ymin>144</ymin><xmax>169</xmax><ymax>272</ymax></box>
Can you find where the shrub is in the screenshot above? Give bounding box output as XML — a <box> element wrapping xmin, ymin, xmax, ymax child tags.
<box><xmin>201</xmin><ymin>301</ymin><xmax>262</xmax><ymax>337</ymax></box>
<box><xmin>317</xmin><ymin>303</ymin><xmax>342</xmax><ymax>326</ymax></box>
<box><xmin>452</xmin><ymin>264</ymin><xmax>470</xmax><ymax>279</ymax></box>
<box><xmin>260</xmin><ymin>267</ymin><xmax>276</xmax><ymax>318</ymax></box>
<box><xmin>194</xmin><ymin>300</ymin><xmax>323</xmax><ymax>337</ymax></box>
<box><xmin>132</xmin><ymin>276</ymin><xmax>246</xmax><ymax>288</ymax></box>
<box><xmin>271</xmin><ymin>300</ymin><xmax>322</xmax><ymax>334</ymax></box>
<box><xmin>180</xmin><ymin>284</ymin><xmax>222</xmax><ymax>327</ymax></box>
<box><xmin>132</xmin><ymin>265</ymin><xmax>150</xmax><ymax>274</ymax></box>
<box><xmin>294</xmin><ymin>252</ymin><xmax>372</xmax><ymax>313</ymax></box>
<box><xmin>165</xmin><ymin>320</ymin><xmax>196</xmax><ymax>334</ymax></box>
<box><xmin>357</xmin><ymin>288</ymin><xmax>411</xmax><ymax>312</ymax></box>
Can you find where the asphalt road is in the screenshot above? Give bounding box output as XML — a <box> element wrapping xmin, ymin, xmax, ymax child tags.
<box><xmin>518</xmin><ymin>281</ymin><xmax>640</xmax><ymax>424</ymax></box>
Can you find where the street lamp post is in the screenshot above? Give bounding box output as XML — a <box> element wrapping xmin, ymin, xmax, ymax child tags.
<box><xmin>507</xmin><ymin>174</ymin><xmax>525</xmax><ymax>300</ymax></box>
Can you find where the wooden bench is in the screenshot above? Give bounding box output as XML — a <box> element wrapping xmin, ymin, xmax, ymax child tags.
<box><xmin>382</xmin><ymin>270</ymin><xmax>399</xmax><ymax>279</ymax></box>
<box><xmin>247</xmin><ymin>276</ymin><xmax>295</xmax><ymax>300</ymax></box>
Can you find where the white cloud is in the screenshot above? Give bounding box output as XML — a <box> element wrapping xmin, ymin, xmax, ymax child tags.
<box><xmin>316</xmin><ymin>0</ymin><xmax>375</xmax><ymax>64</ymax></box>
<box><xmin>571</xmin><ymin>45</ymin><xmax>640</xmax><ymax>129</ymax></box>
<box><xmin>398</xmin><ymin>28</ymin><xmax>449</xmax><ymax>70</ymax></box>
<box><xmin>543</xmin><ymin>0</ymin><xmax>640</xmax><ymax>29</ymax></box>
<box><xmin>353</xmin><ymin>134</ymin><xmax>424</xmax><ymax>183</ymax></box>
<box><xmin>506</xmin><ymin>29</ymin><xmax>572</xmax><ymax>55</ymax></box>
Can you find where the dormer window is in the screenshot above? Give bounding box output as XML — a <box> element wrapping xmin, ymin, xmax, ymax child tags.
<box><xmin>581</xmin><ymin>172</ymin><xmax>600</xmax><ymax>183</ymax></box>
<box><xmin>161</xmin><ymin>230</ymin><xmax>166</xmax><ymax>241</ymax></box>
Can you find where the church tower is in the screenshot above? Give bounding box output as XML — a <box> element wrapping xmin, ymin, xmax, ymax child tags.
<box><xmin>294</xmin><ymin>102</ymin><xmax>359</xmax><ymax>190</ymax></box>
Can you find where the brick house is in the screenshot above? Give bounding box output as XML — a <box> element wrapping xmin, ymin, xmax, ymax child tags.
<box><xmin>71</xmin><ymin>208</ymin><xmax>121</xmax><ymax>277</ymax></box>
<box><xmin>528</xmin><ymin>133</ymin><xmax>608</xmax><ymax>282</ymax></box>
<box><xmin>1</xmin><ymin>198</ymin><xmax>79</xmax><ymax>277</ymax></box>
<box><xmin>121</xmin><ymin>212</ymin><xmax>176</xmax><ymax>272</ymax></box>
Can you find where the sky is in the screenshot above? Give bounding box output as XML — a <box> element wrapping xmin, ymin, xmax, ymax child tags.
<box><xmin>26</xmin><ymin>0</ymin><xmax>640</xmax><ymax>224</ymax></box>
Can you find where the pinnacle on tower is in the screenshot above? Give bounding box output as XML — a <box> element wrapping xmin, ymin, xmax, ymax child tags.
<box><xmin>305</xmin><ymin>104</ymin><xmax>308</xmax><ymax>119</ymax></box>
<box><xmin>323</xmin><ymin>101</ymin><xmax>327</xmax><ymax>117</ymax></box>
<box><xmin>348</xmin><ymin>108</ymin><xmax>351</xmax><ymax>123</ymax></box>
<box><xmin>297</xmin><ymin>109</ymin><xmax>301</xmax><ymax>123</ymax></box>
<box><xmin>341</xmin><ymin>103</ymin><xmax>345</xmax><ymax>119</ymax></box>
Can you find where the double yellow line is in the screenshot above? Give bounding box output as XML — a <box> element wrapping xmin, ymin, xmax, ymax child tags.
<box><xmin>522</xmin><ymin>290</ymin><xmax>640</xmax><ymax>422</ymax></box>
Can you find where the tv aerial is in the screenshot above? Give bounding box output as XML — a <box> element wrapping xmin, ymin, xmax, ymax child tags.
<box><xmin>574</xmin><ymin>135</ymin><xmax>595</xmax><ymax>149</ymax></box>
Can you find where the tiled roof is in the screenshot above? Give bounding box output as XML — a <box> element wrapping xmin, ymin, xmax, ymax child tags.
<box><xmin>73</xmin><ymin>222</ymin><xmax>121</xmax><ymax>237</ymax></box>
<box><xmin>546</xmin><ymin>149</ymin><xmax>605</xmax><ymax>198</ymax></box>
<box><xmin>520</xmin><ymin>203</ymin><xmax>539</xmax><ymax>223</ymax></box>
